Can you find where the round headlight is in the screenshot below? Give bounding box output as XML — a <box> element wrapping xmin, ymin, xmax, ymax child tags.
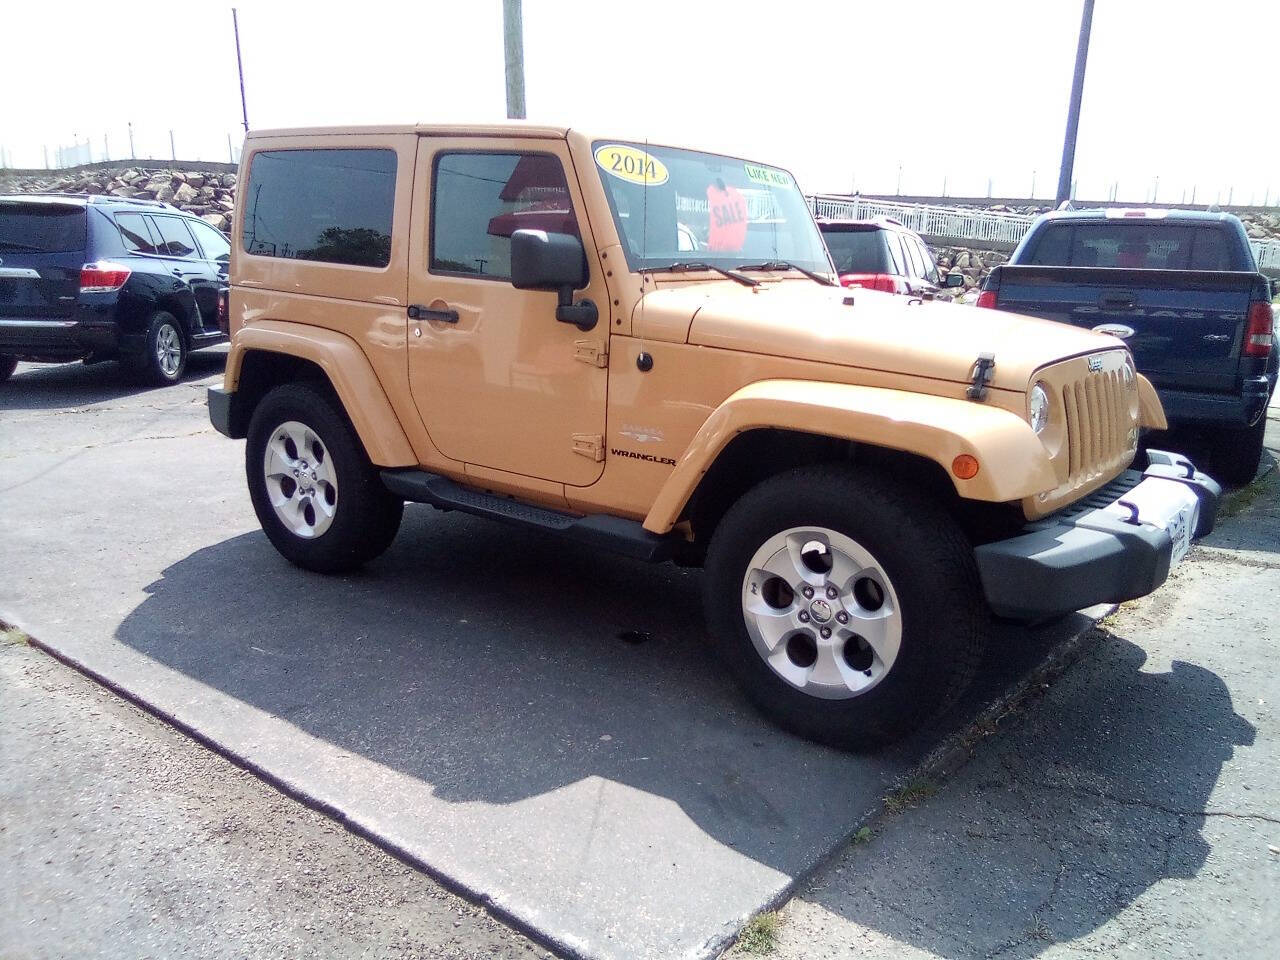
<box><xmin>1029</xmin><ymin>382</ymin><xmax>1050</xmax><ymax>434</ymax></box>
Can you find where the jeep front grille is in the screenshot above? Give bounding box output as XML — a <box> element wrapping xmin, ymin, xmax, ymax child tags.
<box><xmin>1062</xmin><ymin>369</ymin><xmax>1129</xmax><ymax>484</ymax></box>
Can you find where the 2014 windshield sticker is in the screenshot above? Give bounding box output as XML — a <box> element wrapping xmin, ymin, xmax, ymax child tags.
<box><xmin>744</xmin><ymin>163</ymin><xmax>792</xmax><ymax>188</ymax></box>
<box><xmin>595</xmin><ymin>144</ymin><xmax>670</xmax><ymax>186</ymax></box>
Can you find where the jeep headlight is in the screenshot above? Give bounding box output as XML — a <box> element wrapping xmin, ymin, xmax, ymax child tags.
<box><xmin>1029</xmin><ymin>382</ymin><xmax>1049</xmax><ymax>434</ymax></box>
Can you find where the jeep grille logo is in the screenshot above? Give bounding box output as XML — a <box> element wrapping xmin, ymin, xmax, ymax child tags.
<box><xmin>1087</xmin><ymin>355</ymin><xmax>1104</xmax><ymax>372</ymax></box>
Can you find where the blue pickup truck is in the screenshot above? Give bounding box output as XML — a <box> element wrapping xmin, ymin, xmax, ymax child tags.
<box><xmin>979</xmin><ymin>209</ymin><xmax>1277</xmax><ymax>484</ymax></box>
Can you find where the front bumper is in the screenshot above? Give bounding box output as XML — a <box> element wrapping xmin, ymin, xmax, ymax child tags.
<box><xmin>975</xmin><ymin>450</ymin><xmax>1220</xmax><ymax>621</ymax></box>
<box><xmin>0</xmin><ymin>316</ymin><xmax>120</xmax><ymax>362</ymax></box>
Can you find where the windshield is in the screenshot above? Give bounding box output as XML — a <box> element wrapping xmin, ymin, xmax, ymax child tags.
<box><xmin>592</xmin><ymin>141</ymin><xmax>831</xmax><ymax>274</ymax></box>
<box><xmin>0</xmin><ymin>203</ymin><xmax>86</xmax><ymax>253</ymax></box>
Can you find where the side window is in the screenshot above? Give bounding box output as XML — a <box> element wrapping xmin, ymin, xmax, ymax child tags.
<box><xmin>241</xmin><ymin>148</ymin><xmax>396</xmax><ymax>268</ymax></box>
<box><xmin>116</xmin><ymin>213</ymin><xmax>160</xmax><ymax>254</ymax></box>
<box><xmin>151</xmin><ymin>215</ymin><xmax>198</xmax><ymax>258</ymax></box>
<box><xmin>189</xmin><ymin>219</ymin><xmax>231</xmax><ymax>262</ymax></box>
<box><xmin>431</xmin><ymin>152</ymin><xmax>578</xmax><ymax>280</ymax></box>
<box><xmin>902</xmin><ymin>235</ymin><xmax>926</xmax><ymax>279</ymax></box>
<box><xmin>883</xmin><ymin>230</ymin><xmax>907</xmax><ymax>276</ymax></box>
<box><xmin>914</xmin><ymin>238</ymin><xmax>939</xmax><ymax>283</ymax></box>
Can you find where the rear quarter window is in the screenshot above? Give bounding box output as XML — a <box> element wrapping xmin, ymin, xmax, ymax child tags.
<box><xmin>241</xmin><ymin>148</ymin><xmax>397</xmax><ymax>268</ymax></box>
<box><xmin>0</xmin><ymin>203</ymin><xmax>87</xmax><ymax>253</ymax></box>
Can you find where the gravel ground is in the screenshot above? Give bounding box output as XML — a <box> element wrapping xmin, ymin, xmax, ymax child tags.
<box><xmin>0</xmin><ymin>633</ymin><xmax>543</xmax><ymax>960</ymax></box>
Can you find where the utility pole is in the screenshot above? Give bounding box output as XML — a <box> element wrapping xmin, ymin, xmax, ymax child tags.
<box><xmin>503</xmin><ymin>0</ymin><xmax>526</xmax><ymax>119</ymax></box>
<box><xmin>1056</xmin><ymin>0</ymin><xmax>1095</xmax><ymax>205</ymax></box>
<box><xmin>233</xmin><ymin>8</ymin><xmax>250</xmax><ymax>131</ymax></box>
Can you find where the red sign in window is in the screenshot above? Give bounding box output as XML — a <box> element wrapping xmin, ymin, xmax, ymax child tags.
<box><xmin>707</xmin><ymin>181</ymin><xmax>748</xmax><ymax>252</ymax></box>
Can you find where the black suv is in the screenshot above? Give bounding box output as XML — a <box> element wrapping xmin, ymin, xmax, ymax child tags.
<box><xmin>0</xmin><ymin>193</ymin><xmax>229</xmax><ymax>386</ymax></box>
<box><xmin>818</xmin><ymin>217</ymin><xmax>963</xmax><ymax>297</ymax></box>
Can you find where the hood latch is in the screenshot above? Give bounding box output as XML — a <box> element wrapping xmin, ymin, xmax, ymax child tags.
<box><xmin>966</xmin><ymin>353</ymin><xmax>996</xmax><ymax>401</ymax></box>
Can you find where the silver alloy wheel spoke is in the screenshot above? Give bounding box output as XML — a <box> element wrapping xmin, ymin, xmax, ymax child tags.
<box><xmin>262</xmin><ymin>419</ymin><xmax>338</xmax><ymax>539</ymax></box>
<box><xmin>740</xmin><ymin>525</ymin><xmax>903</xmax><ymax>701</ymax></box>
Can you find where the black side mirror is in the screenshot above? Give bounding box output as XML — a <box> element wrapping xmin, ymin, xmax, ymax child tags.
<box><xmin>1270</xmin><ymin>278</ymin><xmax>1279</xmax><ymax>301</ymax></box>
<box><xmin>511</xmin><ymin>229</ymin><xmax>597</xmax><ymax>331</ymax></box>
<box><xmin>944</xmin><ymin>272</ymin><xmax>965</xmax><ymax>288</ymax></box>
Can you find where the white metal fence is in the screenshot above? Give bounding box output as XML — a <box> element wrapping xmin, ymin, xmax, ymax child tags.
<box><xmin>807</xmin><ymin>193</ymin><xmax>1280</xmax><ymax>270</ymax></box>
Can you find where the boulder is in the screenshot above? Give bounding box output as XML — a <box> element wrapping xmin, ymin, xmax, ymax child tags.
<box><xmin>198</xmin><ymin>185</ymin><xmax>216</xmax><ymax>201</ymax></box>
<box><xmin>201</xmin><ymin>212</ymin><xmax>229</xmax><ymax>230</ymax></box>
<box><xmin>221</xmin><ymin>173</ymin><xmax>237</xmax><ymax>188</ymax></box>
<box><xmin>110</xmin><ymin>186</ymin><xmax>139</xmax><ymax>197</ymax></box>
<box><xmin>154</xmin><ymin>184</ymin><xmax>175</xmax><ymax>203</ymax></box>
<box><xmin>185</xmin><ymin>174</ymin><xmax>205</xmax><ymax>189</ymax></box>
<box><xmin>172</xmin><ymin>182</ymin><xmax>199</xmax><ymax>204</ymax></box>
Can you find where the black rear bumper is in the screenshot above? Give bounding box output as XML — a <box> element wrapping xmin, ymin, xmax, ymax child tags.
<box><xmin>975</xmin><ymin>452</ymin><xmax>1220</xmax><ymax>621</ymax></box>
<box><xmin>1160</xmin><ymin>377</ymin><xmax>1275</xmax><ymax>428</ymax></box>
<box><xmin>0</xmin><ymin>317</ymin><xmax>119</xmax><ymax>362</ymax></box>
<box><xmin>208</xmin><ymin>386</ymin><xmax>239</xmax><ymax>438</ymax></box>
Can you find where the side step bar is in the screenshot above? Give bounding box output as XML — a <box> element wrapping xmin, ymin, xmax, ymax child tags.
<box><xmin>380</xmin><ymin>468</ymin><xmax>680</xmax><ymax>563</ymax></box>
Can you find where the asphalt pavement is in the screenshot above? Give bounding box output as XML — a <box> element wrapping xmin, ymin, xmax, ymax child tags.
<box><xmin>0</xmin><ymin>354</ymin><xmax>1101</xmax><ymax>959</ymax></box>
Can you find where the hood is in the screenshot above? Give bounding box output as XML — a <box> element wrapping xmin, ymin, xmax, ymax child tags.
<box><xmin>633</xmin><ymin>280</ymin><xmax>1125</xmax><ymax>391</ymax></box>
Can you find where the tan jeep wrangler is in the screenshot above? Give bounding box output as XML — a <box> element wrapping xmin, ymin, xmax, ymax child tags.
<box><xmin>209</xmin><ymin>124</ymin><xmax>1219</xmax><ymax>749</ymax></box>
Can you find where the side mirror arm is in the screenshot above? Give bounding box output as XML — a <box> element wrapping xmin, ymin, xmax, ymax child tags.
<box><xmin>555</xmin><ymin>286</ymin><xmax>598</xmax><ymax>331</ymax></box>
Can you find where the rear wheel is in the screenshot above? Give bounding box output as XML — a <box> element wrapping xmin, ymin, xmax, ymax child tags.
<box><xmin>1210</xmin><ymin>416</ymin><xmax>1266</xmax><ymax>487</ymax></box>
<box><xmin>0</xmin><ymin>356</ymin><xmax>16</xmax><ymax>384</ymax></box>
<box><xmin>246</xmin><ymin>382</ymin><xmax>404</xmax><ymax>572</ymax></box>
<box><xmin>703</xmin><ymin>465</ymin><xmax>987</xmax><ymax>750</ymax></box>
<box><xmin>126</xmin><ymin>311</ymin><xmax>187</xmax><ymax>386</ymax></box>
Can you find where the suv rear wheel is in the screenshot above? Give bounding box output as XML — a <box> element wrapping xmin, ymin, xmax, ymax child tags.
<box><xmin>246</xmin><ymin>383</ymin><xmax>404</xmax><ymax>572</ymax></box>
<box><xmin>127</xmin><ymin>311</ymin><xmax>187</xmax><ymax>386</ymax></box>
<box><xmin>702</xmin><ymin>464</ymin><xmax>986</xmax><ymax>750</ymax></box>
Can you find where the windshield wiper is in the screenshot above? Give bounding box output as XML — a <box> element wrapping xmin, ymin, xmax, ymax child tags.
<box><xmin>737</xmin><ymin>260</ymin><xmax>837</xmax><ymax>287</ymax></box>
<box><xmin>639</xmin><ymin>261</ymin><xmax>758</xmax><ymax>287</ymax></box>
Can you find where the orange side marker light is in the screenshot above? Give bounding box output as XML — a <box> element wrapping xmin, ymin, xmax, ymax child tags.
<box><xmin>952</xmin><ymin>455</ymin><xmax>980</xmax><ymax>480</ymax></box>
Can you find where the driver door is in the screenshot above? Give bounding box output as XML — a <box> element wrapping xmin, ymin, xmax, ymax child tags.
<box><xmin>406</xmin><ymin>138</ymin><xmax>609</xmax><ymax>487</ymax></box>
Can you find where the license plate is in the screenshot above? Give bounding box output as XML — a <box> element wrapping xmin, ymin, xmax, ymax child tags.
<box><xmin>1102</xmin><ymin>477</ymin><xmax>1198</xmax><ymax>567</ymax></box>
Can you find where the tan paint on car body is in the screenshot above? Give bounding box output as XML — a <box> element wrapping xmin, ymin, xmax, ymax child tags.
<box><xmin>222</xmin><ymin>122</ymin><xmax>1166</xmax><ymax>536</ymax></box>
<box><xmin>642</xmin><ymin>379</ymin><xmax>1056</xmax><ymax>534</ymax></box>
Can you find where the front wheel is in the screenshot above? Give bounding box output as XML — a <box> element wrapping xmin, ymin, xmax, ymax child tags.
<box><xmin>246</xmin><ymin>383</ymin><xmax>404</xmax><ymax>573</ymax></box>
<box><xmin>702</xmin><ymin>465</ymin><xmax>987</xmax><ymax>751</ymax></box>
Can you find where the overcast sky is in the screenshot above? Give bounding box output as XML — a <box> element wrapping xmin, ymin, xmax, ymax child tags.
<box><xmin>3</xmin><ymin>0</ymin><xmax>1276</xmax><ymax>204</ymax></box>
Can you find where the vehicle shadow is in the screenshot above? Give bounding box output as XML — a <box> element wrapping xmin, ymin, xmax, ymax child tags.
<box><xmin>111</xmin><ymin>505</ymin><xmax>1132</xmax><ymax>880</ymax></box>
<box><xmin>797</xmin><ymin>633</ymin><xmax>1255</xmax><ymax>958</ymax></box>
<box><xmin>0</xmin><ymin>348</ymin><xmax>226</xmax><ymax>412</ymax></box>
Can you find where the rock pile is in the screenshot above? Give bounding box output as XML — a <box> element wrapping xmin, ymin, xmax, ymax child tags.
<box><xmin>0</xmin><ymin>166</ymin><xmax>237</xmax><ymax>232</ymax></box>
<box><xmin>931</xmin><ymin>245</ymin><xmax>1008</xmax><ymax>290</ymax></box>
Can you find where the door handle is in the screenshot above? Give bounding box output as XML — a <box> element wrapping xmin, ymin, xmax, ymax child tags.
<box><xmin>407</xmin><ymin>304</ymin><xmax>458</xmax><ymax>323</ymax></box>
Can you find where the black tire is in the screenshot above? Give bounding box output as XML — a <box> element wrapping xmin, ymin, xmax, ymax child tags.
<box><xmin>0</xmin><ymin>355</ymin><xmax>17</xmax><ymax>384</ymax></box>
<box><xmin>1209</xmin><ymin>417</ymin><xmax>1266</xmax><ymax>487</ymax></box>
<box><xmin>702</xmin><ymin>464</ymin><xmax>987</xmax><ymax>751</ymax></box>
<box><xmin>246</xmin><ymin>382</ymin><xmax>404</xmax><ymax>573</ymax></box>
<box><xmin>126</xmin><ymin>311</ymin><xmax>187</xmax><ymax>386</ymax></box>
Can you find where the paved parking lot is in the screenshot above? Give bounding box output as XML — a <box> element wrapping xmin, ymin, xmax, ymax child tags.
<box><xmin>0</xmin><ymin>354</ymin><xmax>1155</xmax><ymax>958</ymax></box>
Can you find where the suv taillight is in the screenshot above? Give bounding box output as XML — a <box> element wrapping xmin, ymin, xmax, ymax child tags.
<box><xmin>216</xmin><ymin>288</ymin><xmax>230</xmax><ymax>336</ymax></box>
<box><xmin>1244</xmin><ymin>300</ymin><xmax>1274</xmax><ymax>357</ymax></box>
<box><xmin>80</xmin><ymin>261</ymin><xmax>131</xmax><ymax>293</ymax></box>
<box><xmin>975</xmin><ymin>290</ymin><xmax>998</xmax><ymax>309</ymax></box>
<box><xmin>839</xmin><ymin>273</ymin><xmax>906</xmax><ymax>294</ymax></box>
